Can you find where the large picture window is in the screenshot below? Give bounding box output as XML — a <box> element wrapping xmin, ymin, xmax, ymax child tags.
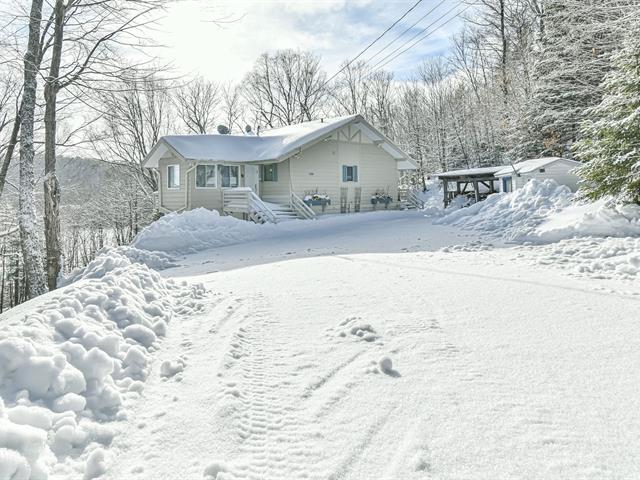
<box><xmin>196</xmin><ymin>164</ymin><xmax>217</xmax><ymax>188</ymax></box>
<box><xmin>262</xmin><ymin>164</ymin><xmax>278</xmax><ymax>182</ymax></box>
<box><xmin>219</xmin><ymin>165</ymin><xmax>239</xmax><ymax>188</ymax></box>
<box><xmin>167</xmin><ymin>164</ymin><xmax>180</xmax><ymax>189</ymax></box>
<box><xmin>342</xmin><ymin>165</ymin><xmax>358</xmax><ymax>182</ymax></box>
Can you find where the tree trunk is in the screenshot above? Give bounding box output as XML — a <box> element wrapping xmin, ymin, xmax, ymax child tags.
<box><xmin>18</xmin><ymin>0</ymin><xmax>47</xmax><ymax>299</ymax></box>
<box><xmin>0</xmin><ymin>105</ymin><xmax>21</xmax><ymax>201</ymax></box>
<box><xmin>43</xmin><ymin>0</ymin><xmax>64</xmax><ymax>290</ymax></box>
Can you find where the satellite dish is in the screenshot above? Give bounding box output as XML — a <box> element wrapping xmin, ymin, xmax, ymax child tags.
<box><xmin>217</xmin><ymin>125</ymin><xmax>230</xmax><ymax>135</ymax></box>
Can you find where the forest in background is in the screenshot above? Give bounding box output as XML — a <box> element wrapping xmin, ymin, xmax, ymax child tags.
<box><xmin>0</xmin><ymin>0</ymin><xmax>639</xmax><ymax>311</ymax></box>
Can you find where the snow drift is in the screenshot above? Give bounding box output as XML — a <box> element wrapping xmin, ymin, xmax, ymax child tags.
<box><xmin>435</xmin><ymin>179</ymin><xmax>640</xmax><ymax>243</ymax></box>
<box><xmin>0</xmin><ymin>249</ymin><xmax>204</xmax><ymax>479</ymax></box>
<box><xmin>132</xmin><ymin>208</ymin><xmax>277</xmax><ymax>255</ymax></box>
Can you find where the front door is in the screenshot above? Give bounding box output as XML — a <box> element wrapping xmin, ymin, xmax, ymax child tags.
<box><xmin>244</xmin><ymin>165</ymin><xmax>260</xmax><ymax>195</ymax></box>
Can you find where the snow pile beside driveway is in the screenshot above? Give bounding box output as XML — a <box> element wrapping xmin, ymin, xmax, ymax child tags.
<box><xmin>435</xmin><ymin>179</ymin><xmax>640</xmax><ymax>244</ymax></box>
<box><xmin>132</xmin><ymin>208</ymin><xmax>277</xmax><ymax>255</ymax></box>
<box><xmin>529</xmin><ymin>198</ymin><xmax>640</xmax><ymax>242</ymax></box>
<box><xmin>434</xmin><ymin>179</ymin><xmax>573</xmax><ymax>241</ymax></box>
<box><xmin>0</xmin><ymin>250</ymin><xmax>205</xmax><ymax>479</ymax></box>
<box><xmin>61</xmin><ymin>246</ymin><xmax>177</xmax><ymax>286</ymax></box>
<box><xmin>522</xmin><ymin>236</ymin><xmax>640</xmax><ymax>278</ymax></box>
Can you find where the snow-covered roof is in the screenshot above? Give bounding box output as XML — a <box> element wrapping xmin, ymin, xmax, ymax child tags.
<box><xmin>144</xmin><ymin>115</ymin><xmax>415</xmax><ymax>168</ymax></box>
<box><xmin>495</xmin><ymin>157</ymin><xmax>580</xmax><ymax>176</ymax></box>
<box><xmin>437</xmin><ymin>166</ymin><xmax>506</xmax><ymax>178</ymax></box>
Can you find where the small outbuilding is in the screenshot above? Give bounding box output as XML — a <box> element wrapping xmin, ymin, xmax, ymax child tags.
<box><xmin>436</xmin><ymin>166</ymin><xmax>503</xmax><ymax>206</ymax></box>
<box><xmin>495</xmin><ymin>157</ymin><xmax>581</xmax><ymax>193</ymax></box>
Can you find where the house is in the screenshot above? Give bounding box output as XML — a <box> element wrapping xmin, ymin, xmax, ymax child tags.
<box><xmin>143</xmin><ymin>115</ymin><xmax>417</xmax><ymax>223</ymax></box>
<box><xmin>495</xmin><ymin>157</ymin><xmax>581</xmax><ymax>193</ymax></box>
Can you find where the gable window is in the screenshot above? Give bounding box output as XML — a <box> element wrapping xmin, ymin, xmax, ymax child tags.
<box><xmin>219</xmin><ymin>165</ymin><xmax>239</xmax><ymax>188</ymax></box>
<box><xmin>342</xmin><ymin>165</ymin><xmax>358</xmax><ymax>182</ymax></box>
<box><xmin>262</xmin><ymin>164</ymin><xmax>278</xmax><ymax>182</ymax></box>
<box><xmin>167</xmin><ymin>164</ymin><xmax>180</xmax><ymax>189</ymax></box>
<box><xmin>196</xmin><ymin>164</ymin><xmax>217</xmax><ymax>188</ymax></box>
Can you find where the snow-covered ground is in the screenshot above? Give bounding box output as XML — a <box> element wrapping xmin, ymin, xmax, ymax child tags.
<box><xmin>1</xmin><ymin>186</ymin><xmax>639</xmax><ymax>479</ymax></box>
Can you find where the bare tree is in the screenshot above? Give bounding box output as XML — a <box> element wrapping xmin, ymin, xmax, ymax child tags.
<box><xmin>175</xmin><ymin>77</ymin><xmax>219</xmax><ymax>134</ymax></box>
<box><xmin>244</xmin><ymin>50</ymin><xmax>327</xmax><ymax>128</ymax></box>
<box><xmin>220</xmin><ymin>82</ymin><xmax>244</xmax><ymax>134</ymax></box>
<box><xmin>91</xmin><ymin>73</ymin><xmax>173</xmax><ymax>194</ymax></box>
<box><xmin>331</xmin><ymin>60</ymin><xmax>370</xmax><ymax>116</ymax></box>
<box><xmin>18</xmin><ymin>0</ymin><xmax>47</xmax><ymax>298</ymax></box>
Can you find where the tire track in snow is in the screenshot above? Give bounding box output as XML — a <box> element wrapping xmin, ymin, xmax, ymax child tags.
<box><xmin>221</xmin><ymin>293</ymin><xmax>325</xmax><ymax>480</ymax></box>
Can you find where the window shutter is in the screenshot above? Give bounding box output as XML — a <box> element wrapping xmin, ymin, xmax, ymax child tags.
<box><xmin>273</xmin><ymin>165</ymin><xmax>278</xmax><ymax>182</ymax></box>
<box><xmin>353</xmin><ymin>166</ymin><xmax>358</xmax><ymax>182</ymax></box>
<box><xmin>342</xmin><ymin>165</ymin><xmax>348</xmax><ymax>182</ymax></box>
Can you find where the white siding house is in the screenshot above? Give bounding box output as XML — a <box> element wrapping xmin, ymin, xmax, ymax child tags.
<box><xmin>144</xmin><ymin>115</ymin><xmax>417</xmax><ymax>222</ymax></box>
<box><xmin>495</xmin><ymin>157</ymin><xmax>581</xmax><ymax>193</ymax></box>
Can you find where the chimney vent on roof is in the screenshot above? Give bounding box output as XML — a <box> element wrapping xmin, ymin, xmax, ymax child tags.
<box><xmin>257</xmin><ymin>126</ymin><xmax>261</xmax><ymax>136</ymax></box>
<box><xmin>320</xmin><ymin>118</ymin><xmax>324</xmax><ymax>123</ymax></box>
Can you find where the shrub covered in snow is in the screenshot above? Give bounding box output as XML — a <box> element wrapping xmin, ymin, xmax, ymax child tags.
<box><xmin>0</xmin><ymin>250</ymin><xmax>205</xmax><ymax>478</ymax></box>
<box><xmin>132</xmin><ymin>208</ymin><xmax>277</xmax><ymax>255</ymax></box>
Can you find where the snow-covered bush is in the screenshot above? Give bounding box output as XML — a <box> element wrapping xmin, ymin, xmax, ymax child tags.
<box><xmin>132</xmin><ymin>208</ymin><xmax>276</xmax><ymax>255</ymax></box>
<box><xmin>0</xmin><ymin>250</ymin><xmax>205</xmax><ymax>478</ymax></box>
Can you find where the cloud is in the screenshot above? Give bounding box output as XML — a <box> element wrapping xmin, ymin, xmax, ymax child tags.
<box><xmin>156</xmin><ymin>0</ymin><xmax>464</xmax><ymax>83</ymax></box>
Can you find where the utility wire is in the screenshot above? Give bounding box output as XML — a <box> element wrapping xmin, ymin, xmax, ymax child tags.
<box><xmin>367</xmin><ymin>1</ymin><xmax>469</xmax><ymax>74</ymax></box>
<box><xmin>363</xmin><ymin>0</ymin><xmax>449</xmax><ymax>65</ymax></box>
<box><xmin>324</xmin><ymin>0</ymin><xmax>424</xmax><ymax>85</ymax></box>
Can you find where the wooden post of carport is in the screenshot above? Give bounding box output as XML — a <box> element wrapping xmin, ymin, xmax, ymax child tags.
<box><xmin>442</xmin><ymin>178</ymin><xmax>449</xmax><ymax>206</ymax></box>
<box><xmin>472</xmin><ymin>180</ymin><xmax>480</xmax><ymax>202</ymax></box>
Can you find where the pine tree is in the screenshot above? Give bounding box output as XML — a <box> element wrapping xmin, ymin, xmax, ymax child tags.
<box><xmin>574</xmin><ymin>34</ymin><xmax>640</xmax><ymax>204</ymax></box>
<box><xmin>526</xmin><ymin>0</ymin><xmax>632</xmax><ymax>158</ymax></box>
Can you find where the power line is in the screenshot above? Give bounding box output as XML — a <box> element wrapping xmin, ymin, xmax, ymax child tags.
<box><xmin>363</xmin><ymin>0</ymin><xmax>449</xmax><ymax>66</ymax></box>
<box><xmin>362</xmin><ymin>2</ymin><xmax>474</xmax><ymax>81</ymax></box>
<box><xmin>324</xmin><ymin>0</ymin><xmax>424</xmax><ymax>85</ymax></box>
<box><xmin>367</xmin><ymin>1</ymin><xmax>469</xmax><ymax>74</ymax></box>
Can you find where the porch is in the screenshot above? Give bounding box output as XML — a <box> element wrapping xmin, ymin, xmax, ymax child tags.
<box><xmin>222</xmin><ymin>187</ymin><xmax>316</xmax><ymax>224</ymax></box>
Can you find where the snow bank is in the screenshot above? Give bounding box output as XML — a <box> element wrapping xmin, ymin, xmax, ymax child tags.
<box><xmin>523</xmin><ymin>236</ymin><xmax>640</xmax><ymax>278</ymax></box>
<box><xmin>435</xmin><ymin>179</ymin><xmax>574</xmax><ymax>241</ymax></box>
<box><xmin>435</xmin><ymin>179</ymin><xmax>640</xmax><ymax>244</ymax></box>
<box><xmin>0</xmin><ymin>250</ymin><xmax>205</xmax><ymax>479</ymax></box>
<box><xmin>530</xmin><ymin>199</ymin><xmax>640</xmax><ymax>243</ymax></box>
<box><xmin>132</xmin><ymin>208</ymin><xmax>277</xmax><ymax>255</ymax></box>
<box><xmin>61</xmin><ymin>246</ymin><xmax>177</xmax><ymax>287</ymax></box>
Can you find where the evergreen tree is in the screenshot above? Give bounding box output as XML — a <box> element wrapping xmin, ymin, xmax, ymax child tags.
<box><xmin>574</xmin><ymin>35</ymin><xmax>640</xmax><ymax>204</ymax></box>
<box><xmin>526</xmin><ymin>0</ymin><xmax>631</xmax><ymax>158</ymax></box>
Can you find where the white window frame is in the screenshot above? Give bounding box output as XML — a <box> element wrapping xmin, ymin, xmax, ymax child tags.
<box><xmin>219</xmin><ymin>164</ymin><xmax>240</xmax><ymax>188</ymax></box>
<box><xmin>195</xmin><ymin>164</ymin><xmax>217</xmax><ymax>189</ymax></box>
<box><xmin>167</xmin><ymin>164</ymin><xmax>180</xmax><ymax>189</ymax></box>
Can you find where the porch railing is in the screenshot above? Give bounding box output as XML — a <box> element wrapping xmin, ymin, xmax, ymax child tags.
<box><xmin>222</xmin><ymin>188</ymin><xmax>278</xmax><ymax>224</ymax></box>
<box><xmin>290</xmin><ymin>192</ymin><xmax>316</xmax><ymax>220</ymax></box>
<box><xmin>399</xmin><ymin>187</ymin><xmax>425</xmax><ymax>210</ymax></box>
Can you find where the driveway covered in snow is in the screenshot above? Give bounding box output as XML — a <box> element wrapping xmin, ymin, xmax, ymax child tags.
<box><xmin>99</xmin><ymin>211</ymin><xmax>640</xmax><ymax>480</ymax></box>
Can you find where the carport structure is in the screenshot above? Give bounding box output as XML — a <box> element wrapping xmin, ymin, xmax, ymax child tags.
<box><xmin>436</xmin><ymin>166</ymin><xmax>505</xmax><ymax>206</ymax></box>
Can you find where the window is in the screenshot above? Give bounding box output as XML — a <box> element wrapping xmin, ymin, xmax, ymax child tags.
<box><xmin>342</xmin><ymin>165</ymin><xmax>358</xmax><ymax>182</ymax></box>
<box><xmin>196</xmin><ymin>165</ymin><xmax>217</xmax><ymax>188</ymax></box>
<box><xmin>502</xmin><ymin>176</ymin><xmax>513</xmax><ymax>193</ymax></box>
<box><xmin>539</xmin><ymin>168</ymin><xmax>546</xmax><ymax>173</ymax></box>
<box><xmin>219</xmin><ymin>165</ymin><xmax>239</xmax><ymax>188</ymax></box>
<box><xmin>167</xmin><ymin>164</ymin><xmax>180</xmax><ymax>189</ymax></box>
<box><xmin>262</xmin><ymin>164</ymin><xmax>278</xmax><ymax>182</ymax></box>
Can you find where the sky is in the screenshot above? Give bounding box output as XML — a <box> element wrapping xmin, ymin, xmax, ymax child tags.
<box><xmin>157</xmin><ymin>0</ymin><xmax>467</xmax><ymax>83</ymax></box>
